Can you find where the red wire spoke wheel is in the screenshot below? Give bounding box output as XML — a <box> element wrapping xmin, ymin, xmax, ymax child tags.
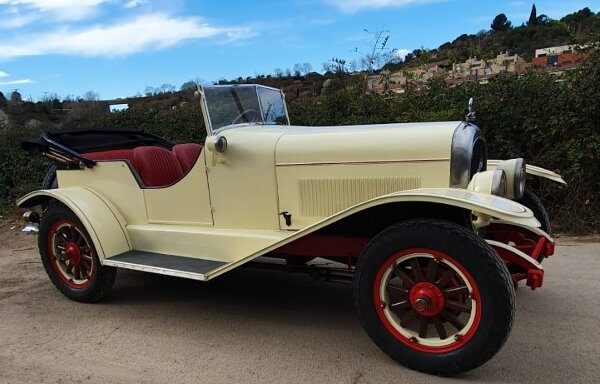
<box><xmin>354</xmin><ymin>219</ymin><xmax>515</xmax><ymax>375</ymax></box>
<box><xmin>47</xmin><ymin>220</ymin><xmax>96</xmax><ymax>289</ymax></box>
<box><xmin>39</xmin><ymin>203</ymin><xmax>116</xmax><ymax>303</ymax></box>
<box><xmin>373</xmin><ymin>249</ymin><xmax>481</xmax><ymax>354</ymax></box>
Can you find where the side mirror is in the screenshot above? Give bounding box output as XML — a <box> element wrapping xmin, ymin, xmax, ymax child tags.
<box><xmin>206</xmin><ymin>136</ymin><xmax>228</xmax><ymax>153</ymax></box>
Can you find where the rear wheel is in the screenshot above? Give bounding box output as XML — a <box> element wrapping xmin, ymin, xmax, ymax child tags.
<box><xmin>39</xmin><ymin>203</ymin><xmax>116</xmax><ymax>302</ymax></box>
<box><xmin>354</xmin><ymin>220</ymin><xmax>515</xmax><ymax>375</ymax></box>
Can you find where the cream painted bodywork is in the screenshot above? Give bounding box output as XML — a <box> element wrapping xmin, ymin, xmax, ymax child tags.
<box><xmin>17</xmin><ymin>187</ymin><xmax>130</xmax><ymax>260</ymax></box>
<box><xmin>19</xmin><ymin>122</ymin><xmax>546</xmax><ymax>280</ymax></box>
<box><xmin>488</xmin><ymin>160</ymin><xmax>566</xmax><ymax>185</ymax></box>
<box><xmin>274</xmin><ymin>123</ymin><xmax>455</xmax><ymax>229</ymax></box>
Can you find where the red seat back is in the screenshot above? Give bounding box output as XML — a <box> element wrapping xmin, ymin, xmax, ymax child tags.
<box><xmin>172</xmin><ymin>143</ymin><xmax>203</xmax><ymax>173</ymax></box>
<box><xmin>133</xmin><ymin>146</ymin><xmax>183</xmax><ymax>187</ymax></box>
<box><xmin>85</xmin><ymin>149</ymin><xmax>135</xmax><ymax>163</ymax></box>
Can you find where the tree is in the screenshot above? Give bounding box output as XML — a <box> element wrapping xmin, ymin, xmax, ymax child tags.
<box><xmin>301</xmin><ymin>63</ymin><xmax>312</xmax><ymax>75</ymax></box>
<box><xmin>491</xmin><ymin>13</ymin><xmax>512</xmax><ymax>31</ymax></box>
<box><xmin>83</xmin><ymin>90</ymin><xmax>99</xmax><ymax>101</ymax></box>
<box><xmin>273</xmin><ymin>68</ymin><xmax>284</xmax><ymax>78</ymax></box>
<box><xmin>144</xmin><ymin>86</ymin><xmax>155</xmax><ymax>96</ymax></box>
<box><xmin>293</xmin><ymin>63</ymin><xmax>303</xmax><ymax>77</ymax></box>
<box><xmin>10</xmin><ymin>90</ymin><xmax>22</xmax><ymax>104</ymax></box>
<box><xmin>323</xmin><ymin>58</ymin><xmax>347</xmax><ymax>74</ymax></box>
<box><xmin>180</xmin><ymin>80</ymin><xmax>198</xmax><ymax>91</ymax></box>
<box><xmin>529</xmin><ymin>4</ymin><xmax>538</xmax><ymax>26</ymax></box>
<box><xmin>160</xmin><ymin>83</ymin><xmax>176</xmax><ymax>93</ymax></box>
<box><xmin>536</xmin><ymin>14</ymin><xmax>550</xmax><ymax>25</ymax></box>
<box><xmin>0</xmin><ymin>91</ymin><xmax>7</xmax><ymax>107</ymax></box>
<box><xmin>355</xmin><ymin>29</ymin><xmax>395</xmax><ymax>72</ymax></box>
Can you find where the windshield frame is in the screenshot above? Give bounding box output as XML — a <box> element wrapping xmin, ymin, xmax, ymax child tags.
<box><xmin>199</xmin><ymin>84</ymin><xmax>290</xmax><ymax>135</ymax></box>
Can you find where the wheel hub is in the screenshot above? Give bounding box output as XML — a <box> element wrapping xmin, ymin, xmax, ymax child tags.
<box><xmin>65</xmin><ymin>242</ymin><xmax>82</xmax><ymax>265</ymax></box>
<box><xmin>409</xmin><ymin>282</ymin><xmax>444</xmax><ymax>317</ymax></box>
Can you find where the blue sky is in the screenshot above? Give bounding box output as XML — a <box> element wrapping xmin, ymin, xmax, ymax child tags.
<box><xmin>0</xmin><ymin>0</ymin><xmax>597</xmax><ymax>100</ymax></box>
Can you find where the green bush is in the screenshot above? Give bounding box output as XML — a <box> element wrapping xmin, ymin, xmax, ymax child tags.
<box><xmin>289</xmin><ymin>50</ymin><xmax>600</xmax><ymax>233</ymax></box>
<box><xmin>1</xmin><ymin>51</ymin><xmax>599</xmax><ymax>232</ymax></box>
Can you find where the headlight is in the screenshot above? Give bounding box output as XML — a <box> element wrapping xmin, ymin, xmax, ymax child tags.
<box><xmin>450</xmin><ymin>123</ymin><xmax>488</xmax><ymax>188</ymax></box>
<box><xmin>496</xmin><ymin>158</ymin><xmax>526</xmax><ymax>199</ymax></box>
<box><xmin>467</xmin><ymin>169</ymin><xmax>507</xmax><ymax>198</ymax></box>
<box><xmin>491</xmin><ymin>169</ymin><xmax>507</xmax><ymax>197</ymax></box>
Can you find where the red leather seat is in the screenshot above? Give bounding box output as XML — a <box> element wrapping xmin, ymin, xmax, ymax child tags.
<box><xmin>85</xmin><ymin>149</ymin><xmax>135</xmax><ymax>163</ymax></box>
<box><xmin>172</xmin><ymin>143</ymin><xmax>203</xmax><ymax>173</ymax></box>
<box><xmin>133</xmin><ymin>146</ymin><xmax>183</xmax><ymax>187</ymax></box>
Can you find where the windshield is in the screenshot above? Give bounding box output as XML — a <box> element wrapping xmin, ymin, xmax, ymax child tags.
<box><xmin>201</xmin><ymin>85</ymin><xmax>289</xmax><ymax>132</ymax></box>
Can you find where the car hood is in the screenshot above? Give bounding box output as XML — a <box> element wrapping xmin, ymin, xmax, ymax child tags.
<box><xmin>274</xmin><ymin>121</ymin><xmax>460</xmax><ymax>165</ymax></box>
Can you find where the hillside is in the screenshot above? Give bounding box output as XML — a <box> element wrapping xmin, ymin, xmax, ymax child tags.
<box><xmin>383</xmin><ymin>7</ymin><xmax>599</xmax><ymax>72</ymax></box>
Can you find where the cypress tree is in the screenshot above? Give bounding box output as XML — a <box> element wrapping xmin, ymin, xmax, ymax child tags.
<box><xmin>528</xmin><ymin>4</ymin><xmax>538</xmax><ymax>26</ymax></box>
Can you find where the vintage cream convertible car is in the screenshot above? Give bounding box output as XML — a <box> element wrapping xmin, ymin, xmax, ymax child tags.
<box><xmin>19</xmin><ymin>85</ymin><xmax>565</xmax><ymax>375</ymax></box>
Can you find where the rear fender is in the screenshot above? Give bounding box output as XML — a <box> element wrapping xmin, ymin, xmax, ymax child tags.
<box><xmin>488</xmin><ymin>160</ymin><xmax>566</xmax><ymax>185</ymax></box>
<box><xmin>17</xmin><ymin>187</ymin><xmax>131</xmax><ymax>261</ymax></box>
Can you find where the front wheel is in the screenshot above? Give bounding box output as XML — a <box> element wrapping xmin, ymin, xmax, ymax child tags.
<box><xmin>517</xmin><ymin>190</ymin><xmax>551</xmax><ymax>234</ymax></box>
<box><xmin>354</xmin><ymin>219</ymin><xmax>515</xmax><ymax>375</ymax></box>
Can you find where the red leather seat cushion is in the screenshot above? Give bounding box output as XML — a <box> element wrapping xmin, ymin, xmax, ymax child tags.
<box><xmin>172</xmin><ymin>143</ymin><xmax>203</xmax><ymax>172</ymax></box>
<box><xmin>133</xmin><ymin>146</ymin><xmax>183</xmax><ymax>187</ymax></box>
<box><xmin>85</xmin><ymin>149</ymin><xmax>135</xmax><ymax>162</ymax></box>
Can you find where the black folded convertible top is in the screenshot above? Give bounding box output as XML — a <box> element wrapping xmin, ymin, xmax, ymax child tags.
<box><xmin>22</xmin><ymin>129</ymin><xmax>174</xmax><ymax>154</ymax></box>
<box><xmin>21</xmin><ymin>129</ymin><xmax>175</xmax><ymax>168</ymax></box>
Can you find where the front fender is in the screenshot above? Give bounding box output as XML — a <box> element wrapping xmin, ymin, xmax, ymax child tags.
<box><xmin>488</xmin><ymin>160</ymin><xmax>566</xmax><ymax>185</ymax></box>
<box><xmin>204</xmin><ymin>188</ymin><xmax>541</xmax><ymax>279</ymax></box>
<box><xmin>17</xmin><ymin>187</ymin><xmax>131</xmax><ymax>261</ymax></box>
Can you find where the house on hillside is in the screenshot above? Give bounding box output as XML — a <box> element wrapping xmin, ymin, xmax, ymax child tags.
<box><xmin>532</xmin><ymin>44</ymin><xmax>587</xmax><ymax>70</ymax></box>
<box><xmin>449</xmin><ymin>53</ymin><xmax>526</xmax><ymax>83</ymax></box>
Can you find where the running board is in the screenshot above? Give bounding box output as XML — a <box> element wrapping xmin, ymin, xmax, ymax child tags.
<box><xmin>103</xmin><ymin>251</ymin><xmax>227</xmax><ymax>281</ymax></box>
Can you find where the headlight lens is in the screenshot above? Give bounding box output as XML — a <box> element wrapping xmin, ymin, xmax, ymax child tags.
<box><xmin>514</xmin><ymin>159</ymin><xmax>526</xmax><ymax>199</ymax></box>
<box><xmin>491</xmin><ymin>169</ymin><xmax>507</xmax><ymax>197</ymax></box>
<box><xmin>497</xmin><ymin>158</ymin><xmax>526</xmax><ymax>199</ymax></box>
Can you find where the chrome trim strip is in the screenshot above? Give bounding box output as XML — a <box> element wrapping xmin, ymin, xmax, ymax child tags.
<box><xmin>277</xmin><ymin>158</ymin><xmax>450</xmax><ymax>167</ymax></box>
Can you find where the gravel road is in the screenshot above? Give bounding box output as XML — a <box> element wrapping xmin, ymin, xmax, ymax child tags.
<box><xmin>1</xmin><ymin>226</ymin><xmax>599</xmax><ymax>384</ymax></box>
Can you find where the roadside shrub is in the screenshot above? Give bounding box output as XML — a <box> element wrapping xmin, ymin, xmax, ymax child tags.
<box><xmin>1</xmin><ymin>51</ymin><xmax>598</xmax><ymax>232</ymax></box>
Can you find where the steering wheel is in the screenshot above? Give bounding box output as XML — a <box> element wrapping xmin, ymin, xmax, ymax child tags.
<box><xmin>231</xmin><ymin>109</ymin><xmax>261</xmax><ymax>125</ymax></box>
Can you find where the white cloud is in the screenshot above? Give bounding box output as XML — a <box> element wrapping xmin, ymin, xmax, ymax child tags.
<box><xmin>0</xmin><ymin>0</ymin><xmax>109</xmax><ymax>24</ymax></box>
<box><xmin>0</xmin><ymin>12</ymin><xmax>39</xmax><ymax>28</ymax></box>
<box><xmin>0</xmin><ymin>78</ymin><xmax>33</xmax><ymax>85</ymax></box>
<box><xmin>326</xmin><ymin>0</ymin><xmax>444</xmax><ymax>12</ymax></box>
<box><xmin>0</xmin><ymin>70</ymin><xmax>8</xmax><ymax>77</ymax></box>
<box><xmin>0</xmin><ymin>13</ymin><xmax>255</xmax><ymax>59</ymax></box>
<box><xmin>123</xmin><ymin>0</ymin><xmax>144</xmax><ymax>8</ymax></box>
<box><xmin>393</xmin><ymin>49</ymin><xmax>410</xmax><ymax>60</ymax></box>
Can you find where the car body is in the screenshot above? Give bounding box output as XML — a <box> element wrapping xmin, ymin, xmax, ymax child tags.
<box><xmin>19</xmin><ymin>84</ymin><xmax>565</xmax><ymax>375</ymax></box>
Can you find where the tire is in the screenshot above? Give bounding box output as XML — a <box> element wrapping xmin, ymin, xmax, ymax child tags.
<box><xmin>517</xmin><ymin>190</ymin><xmax>551</xmax><ymax>235</ymax></box>
<box><xmin>39</xmin><ymin>203</ymin><xmax>116</xmax><ymax>303</ymax></box>
<box><xmin>354</xmin><ymin>219</ymin><xmax>515</xmax><ymax>375</ymax></box>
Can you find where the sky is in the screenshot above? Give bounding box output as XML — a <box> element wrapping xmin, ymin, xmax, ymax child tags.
<box><xmin>0</xmin><ymin>0</ymin><xmax>597</xmax><ymax>100</ymax></box>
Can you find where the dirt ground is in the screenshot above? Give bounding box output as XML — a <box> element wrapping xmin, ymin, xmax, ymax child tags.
<box><xmin>0</xmin><ymin>222</ymin><xmax>599</xmax><ymax>384</ymax></box>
